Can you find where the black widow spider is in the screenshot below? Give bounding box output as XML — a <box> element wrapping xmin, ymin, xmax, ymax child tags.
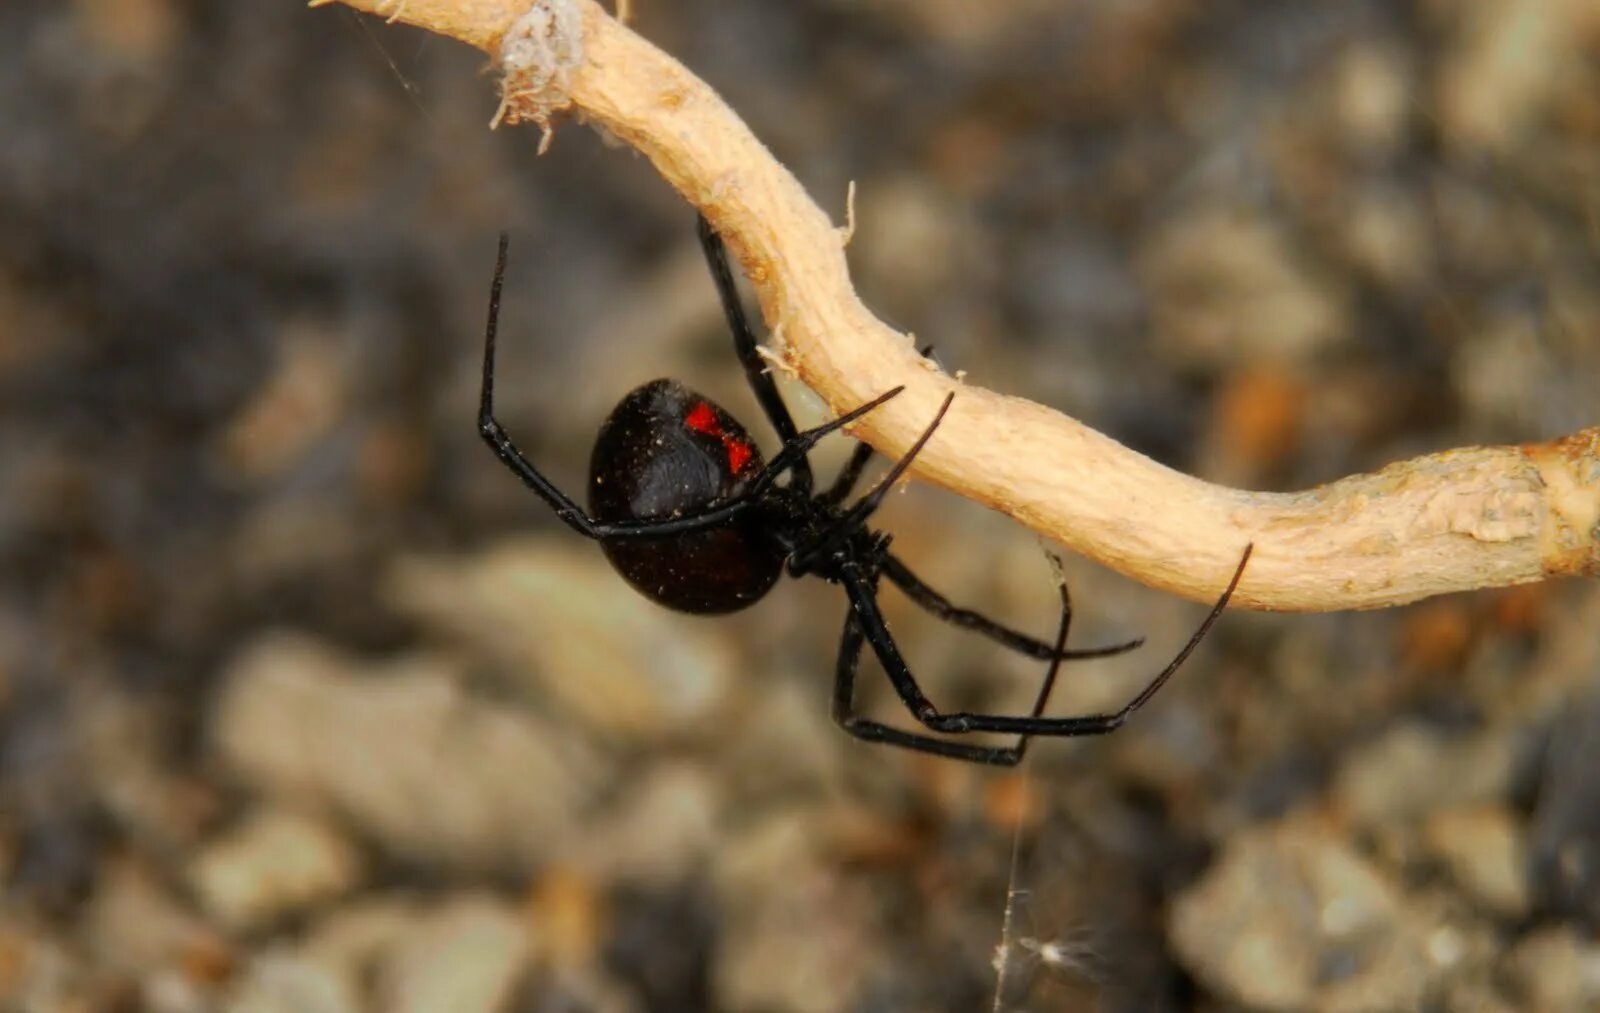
<box><xmin>477</xmin><ymin>216</ymin><xmax>1253</xmax><ymax>766</ymax></box>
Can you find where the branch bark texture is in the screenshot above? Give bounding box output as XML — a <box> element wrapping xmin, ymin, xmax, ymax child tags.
<box><xmin>317</xmin><ymin>0</ymin><xmax>1600</xmax><ymax>611</ymax></box>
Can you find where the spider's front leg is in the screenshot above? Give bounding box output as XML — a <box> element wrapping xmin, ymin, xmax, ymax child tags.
<box><xmin>697</xmin><ymin>215</ymin><xmax>814</xmax><ymax>493</ymax></box>
<box><xmin>476</xmin><ymin>233</ymin><xmax>600</xmax><ymax>538</ymax></box>
<box><xmin>478</xmin><ymin>234</ymin><xmax>906</xmax><ymax>541</ymax></box>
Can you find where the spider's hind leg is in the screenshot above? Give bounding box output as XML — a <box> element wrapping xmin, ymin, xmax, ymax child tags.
<box><xmin>838</xmin><ymin>546</ymin><xmax>1251</xmax><ymax>744</ymax></box>
<box><xmin>828</xmin><ymin>560</ymin><xmax>1077</xmax><ymax>767</ymax></box>
<box><xmin>881</xmin><ymin>553</ymin><xmax>1144</xmax><ymax>662</ymax></box>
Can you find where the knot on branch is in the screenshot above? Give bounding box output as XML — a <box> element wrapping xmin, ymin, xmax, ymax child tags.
<box><xmin>493</xmin><ymin>0</ymin><xmax>585</xmax><ymax>149</ymax></box>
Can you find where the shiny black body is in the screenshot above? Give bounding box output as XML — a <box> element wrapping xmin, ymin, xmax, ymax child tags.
<box><xmin>477</xmin><ymin>216</ymin><xmax>1252</xmax><ymax>765</ymax></box>
<box><xmin>589</xmin><ymin>379</ymin><xmax>783</xmax><ymax>613</ymax></box>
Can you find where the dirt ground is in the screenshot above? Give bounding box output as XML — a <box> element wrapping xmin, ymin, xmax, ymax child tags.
<box><xmin>0</xmin><ymin>1</ymin><xmax>1597</xmax><ymax>1010</ymax></box>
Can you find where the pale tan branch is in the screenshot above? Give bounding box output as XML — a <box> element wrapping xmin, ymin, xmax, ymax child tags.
<box><xmin>316</xmin><ymin>0</ymin><xmax>1600</xmax><ymax>611</ymax></box>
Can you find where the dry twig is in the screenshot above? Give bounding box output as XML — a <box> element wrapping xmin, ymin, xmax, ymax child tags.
<box><xmin>313</xmin><ymin>0</ymin><xmax>1600</xmax><ymax>611</ymax></box>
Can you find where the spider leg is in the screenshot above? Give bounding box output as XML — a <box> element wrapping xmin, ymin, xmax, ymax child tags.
<box><xmin>844</xmin><ymin>545</ymin><xmax>1252</xmax><ymax>739</ymax></box>
<box><xmin>830</xmin><ymin>561</ymin><xmax>1075</xmax><ymax>766</ymax></box>
<box><xmin>881</xmin><ymin>553</ymin><xmax>1144</xmax><ymax>661</ymax></box>
<box><xmin>821</xmin><ymin>442</ymin><xmax>877</xmax><ymax>506</ymax></box>
<box><xmin>832</xmin><ymin>608</ymin><xmax>1035</xmax><ymax>766</ymax></box>
<box><xmin>478</xmin><ymin>233</ymin><xmax>904</xmax><ymax>541</ymax></box>
<box><xmin>476</xmin><ymin>233</ymin><xmax>602</xmax><ymax>537</ymax></box>
<box><xmin>697</xmin><ymin>215</ymin><xmax>812</xmax><ymax>493</ymax></box>
<box><xmin>819</xmin><ymin>345</ymin><xmax>937</xmax><ymax>507</ymax></box>
<box><xmin>792</xmin><ymin>392</ymin><xmax>955</xmax><ymax>574</ymax></box>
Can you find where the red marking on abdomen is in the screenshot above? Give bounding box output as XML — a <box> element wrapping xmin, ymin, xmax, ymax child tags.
<box><xmin>684</xmin><ymin>400</ymin><xmax>755</xmax><ymax>474</ymax></box>
<box><xmin>724</xmin><ymin>438</ymin><xmax>753</xmax><ymax>473</ymax></box>
<box><xmin>685</xmin><ymin>401</ymin><xmax>720</xmax><ymax>437</ymax></box>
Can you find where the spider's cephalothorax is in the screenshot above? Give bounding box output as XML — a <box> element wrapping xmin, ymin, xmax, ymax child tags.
<box><xmin>589</xmin><ymin>378</ymin><xmax>784</xmax><ymax>613</ymax></box>
<box><xmin>477</xmin><ymin>215</ymin><xmax>1253</xmax><ymax>766</ymax></box>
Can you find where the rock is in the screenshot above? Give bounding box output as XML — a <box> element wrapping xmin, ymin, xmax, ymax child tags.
<box><xmin>1433</xmin><ymin>0</ymin><xmax>1600</xmax><ymax>153</ymax></box>
<box><xmin>80</xmin><ymin>860</ymin><xmax>238</xmax><ymax>1008</ymax></box>
<box><xmin>1422</xmin><ymin>806</ymin><xmax>1529</xmax><ymax>919</ymax></box>
<box><xmin>212</xmin><ymin>633</ymin><xmax>604</xmax><ymax>872</ymax></box>
<box><xmin>571</xmin><ymin>762</ymin><xmax>720</xmax><ymax>887</ymax></box>
<box><xmin>387</xmin><ymin>539</ymin><xmax>738</xmax><ymax>743</ymax></box>
<box><xmin>712</xmin><ymin>811</ymin><xmax>872</xmax><ymax>1013</ymax></box>
<box><xmin>1141</xmin><ymin>206</ymin><xmax>1350</xmax><ymax>367</ymax></box>
<box><xmin>218</xmin><ymin>326</ymin><xmax>346</xmax><ymax>483</ymax></box>
<box><xmin>528</xmin><ymin>867</ymin><xmax>605</xmax><ymax>971</ymax></box>
<box><xmin>721</xmin><ymin>676</ymin><xmax>846</xmax><ymax>802</ymax></box>
<box><xmin>1332</xmin><ymin>724</ymin><xmax>1516</xmax><ymax>828</ymax></box>
<box><xmin>300</xmin><ymin>896</ymin><xmax>423</xmax><ymax>975</ymax></box>
<box><xmin>1503</xmin><ymin>928</ymin><xmax>1600</xmax><ymax>1012</ymax></box>
<box><xmin>374</xmin><ymin>896</ymin><xmax>529</xmax><ymax>1013</ymax></box>
<box><xmin>140</xmin><ymin>968</ymin><xmax>214</xmax><ymax>1013</ymax></box>
<box><xmin>231</xmin><ymin>895</ymin><xmax>534</xmax><ymax>1013</ymax></box>
<box><xmin>0</xmin><ymin>922</ymin><xmax>95</xmax><ymax>1012</ymax></box>
<box><xmin>1329</xmin><ymin>42</ymin><xmax>1412</xmax><ymax>156</ymax></box>
<box><xmin>224</xmin><ymin>951</ymin><xmax>359</xmax><ymax>1013</ymax></box>
<box><xmin>83</xmin><ymin>858</ymin><xmax>225</xmax><ymax>980</ymax></box>
<box><xmin>1169</xmin><ymin>817</ymin><xmax>1434</xmax><ymax>1012</ymax></box>
<box><xmin>189</xmin><ymin>807</ymin><xmax>362</xmax><ymax>930</ymax></box>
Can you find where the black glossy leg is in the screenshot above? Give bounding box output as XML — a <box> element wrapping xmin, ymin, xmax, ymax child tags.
<box><xmin>819</xmin><ymin>345</ymin><xmax>937</xmax><ymax>507</ymax></box>
<box><xmin>697</xmin><ymin>216</ymin><xmax>813</xmax><ymax>492</ymax></box>
<box><xmin>841</xmin><ymin>545</ymin><xmax>1252</xmax><ymax>743</ymax></box>
<box><xmin>791</xmin><ymin>392</ymin><xmax>956</xmax><ymax>574</ymax></box>
<box><xmin>478</xmin><ymin>233</ymin><xmax>903</xmax><ymax>541</ymax></box>
<box><xmin>821</xmin><ymin>442</ymin><xmax>877</xmax><ymax>506</ymax></box>
<box><xmin>881</xmin><ymin>554</ymin><xmax>1144</xmax><ymax>661</ymax></box>
<box><xmin>477</xmin><ymin>233</ymin><xmax>599</xmax><ymax>537</ymax></box>
<box><xmin>831</xmin><ymin>562</ymin><xmax>1076</xmax><ymax>767</ymax></box>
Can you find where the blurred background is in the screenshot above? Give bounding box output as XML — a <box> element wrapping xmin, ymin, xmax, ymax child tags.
<box><xmin>1</xmin><ymin>1</ymin><xmax>1598</xmax><ymax>1010</ymax></box>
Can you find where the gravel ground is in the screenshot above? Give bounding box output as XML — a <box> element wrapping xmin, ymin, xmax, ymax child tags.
<box><xmin>0</xmin><ymin>1</ymin><xmax>1597</xmax><ymax>1011</ymax></box>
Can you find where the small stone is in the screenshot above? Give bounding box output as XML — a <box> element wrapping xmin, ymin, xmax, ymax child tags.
<box><xmin>1336</xmin><ymin>189</ymin><xmax>1430</xmax><ymax>290</ymax></box>
<box><xmin>140</xmin><ymin>968</ymin><xmax>212</xmax><ymax>1013</ymax></box>
<box><xmin>387</xmin><ymin>539</ymin><xmax>737</xmax><ymax>743</ymax></box>
<box><xmin>1422</xmin><ymin>806</ymin><xmax>1529</xmax><ymax>919</ymax></box>
<box><xmin>84</xmin><ymin>859</ymin><xmax>223</xmax><ymax>979</ymax></box>
<box><xmin>721</xmin><ymin>676</ymin><xmax>845</xmax><ymax>801</ymax></box>
<box><xmin>212</xmin><ymin>633</ymin><xmax>603</xmax><ymax>872</ymax></box>
<box><xmin>219</xmin><ymin>326</ymin><xmax>346</xmax><ymax>482</ymax></box>
<box><xmin>528</xmin><ymin>867</ymin><xmax>604</xmax><ymax>971</ymax></box>
<box><xmin>1504</xmin><ymin>928</ymin><xmax>1600</xmax><ymax>1012</ymax></box>
<box><xmin>1433</xmin><ymin>0</ymin><xmax>1600</xmax><ymax>153</ymax></box>
<box><xmin>1170</xmin><ymin>816</ymin><xmax>1434</xmax><ymax>1012</ymax></box>
<box><xmin>570</xmin><ymin>762</ymin><xmax>719</xmax><ymax>887</ymax></box>
<box><xmin>0</xmin><ymin>922</ymin><xmax>94</xmax><ymax>1012</ymax></box>
<box><xmin>225</xmin><ymin>950</ymin><xmax>359</xmax><ymax>1013</ymax></box>
<box><xmin>375</xmin><ymin>896</ymin><xmax>528</xmax><ymax>1013</ymax></box>
<box><xmin>300</xmin><ymin>896</ymin><xmax>423</xmax><ymax>975</ymax></box>
<box><xmin>1332</xmin><ymin>724</ymin><xmax>1515</xmax><ymax>828</ymax></box>
<box><xmin>714</xmin><ymin>812</ymin><xmax>872</xmax><ymax>1013</ymax></box>
<box><xmin>1142</xmin><ymin>206</ymin><xmax>1350</xmax><ymax>366</ymax></box>
<box><xmin>1331</xmin><ymin>42</ymin><xmax>1412</xmax><ymax>155</ymax></box>
<box><xmin>189</xmin><ymin>807</ymin><xmax>361</xmax><ymax>930</ymax></box>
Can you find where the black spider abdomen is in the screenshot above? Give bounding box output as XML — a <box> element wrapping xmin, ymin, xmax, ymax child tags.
<box><xmin>588</xmin><ymin>379</ymin><xmax>784</xmax><ymax>614</ymax></box>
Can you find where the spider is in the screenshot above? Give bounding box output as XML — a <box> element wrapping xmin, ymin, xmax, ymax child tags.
<box><xmin>477</xmin><ymin>215</ymin><xmax>1253</xmax><ymax>766</ymax></box>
